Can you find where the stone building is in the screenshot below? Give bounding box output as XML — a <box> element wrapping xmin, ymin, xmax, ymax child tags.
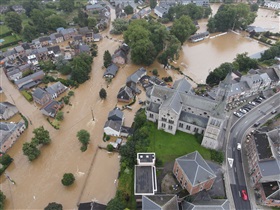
<box><xmin>145</xmin><ymin>77</ymin><xmax>226</xmax><ymax>150</ymax></box>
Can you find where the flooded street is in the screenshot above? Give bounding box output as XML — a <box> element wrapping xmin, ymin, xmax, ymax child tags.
<box><xmin>0</xmin><ymin>3</ymin><xmax>278</xmax><ymax>209</ymax></box>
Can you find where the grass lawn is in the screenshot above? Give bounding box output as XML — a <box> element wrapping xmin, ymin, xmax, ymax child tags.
<box><xmin>0</xmin><ymin>25</ymin><xmax>11</xmax><ymax>35</ymax></box>
<box><xmin>1</xmin><ymin>34</ymin><xmax>20</xmax><ymax>44</ymax></box>
<box><xmin>147</xmin><ymin>123</ymin><xmax>211</xmax><ymax>164</ymax></box>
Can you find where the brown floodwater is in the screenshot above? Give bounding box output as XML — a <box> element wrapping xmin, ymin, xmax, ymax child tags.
<box><xmin>0</xmin><ymin>4</ymin><xmax>278</xmax><ymax>209</ymax></box>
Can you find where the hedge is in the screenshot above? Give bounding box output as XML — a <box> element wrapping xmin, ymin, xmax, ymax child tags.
<box><xmin>0</xmin><ymin>31</ymin><xmax>12</xmax><ymax>39</ymax></box>
<box><xmin>0</xmin><ymin>39</ymin><xmax>22</xmax><ymax>50</ymax></box>
<box><xmin>21</xmin><ymin>90</ymin><xmax>33</xmax><ymax>102</ymax></box>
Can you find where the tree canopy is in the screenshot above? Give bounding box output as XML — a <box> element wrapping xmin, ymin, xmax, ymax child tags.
<box><xmin>233</xmin><ymin>53</ymin><xmax>258</xmax><ymax>72</ymax></box>
<box><xmin>59</xmin><ymin>0</ymin><xmax>75</xmax><ymax>12</ymax></box>
<box><xmin>44</xmin><ymin>202</ymin><xmax>63</xmax><ymax>210</ymax></box>
<box><xmin>170</xmin><ymin>15</ymin><xmax>197</xmax><ymax>44</ymax></box>
<box><xmin>124</xmin><ymin>5</ymin><xmax>133</xmax><ymax>15</ymax></box>
<box><xmin>5</xmin><ymin>12</ymin><xmax>22</xmax><ymax>33</ymax></box>
<box><xmin>206</xmin><ymin>62</ymin><xmax>236</xmax><ymax>86</ymax></box>
<box><xmin>150</xmin><ymin>0</ymin><xmax>157</xmax><ymax>9</ymax></box>
<box><xmin>23</xmin><ymin>25</ymin><xmax>38</xmax><ymax>42</ymax></box>
<box><xmin>77</xmin><ymin>129</ymin><xmax>90</xmax><ymax>151</ymax></box>
<box><xmin>207</xmin><ymin>3</ymin><xmax>256</xmax><ymax>32</ymax></box>
<box><xmin>167</xmin><ymin>4</ymin><xmax>211</xmax><ymax>21</ymax></box>
<box><xmin>111</xmin><ymin>19</ymin><xmax>129</xmax><ymax>35</ymax></box>
<box><xmin>99</xmin><ymin>88</ymin><xmax>107</xmax><ymax>99</ymax></box>
<box><xmin>103</xmin><ymin>50</ymin><xmax>112</xmax><ymax>68</ymax></box>
<box><xmin>0</xmin><ymin>191</ymin><xmax>5</xmax><ymax>210</ymax></box>
<box><xmin>32</xmin><ymin>126</ymin><xmax>51</xmax><ymax>145</ymax></box>
<box><xmin>61</xmin><ymin>173</ymin><xmax>75</xmax><ymax>186</ymax></box>
<box><xmin>70</xmin><ymin>53</ymin><xmax>93</xmax><ymax>84</ymax></box>
<box><xmin>22</xmin><ymin>142</ymin><xmax>41</xmax><ymax>161</ymax></box>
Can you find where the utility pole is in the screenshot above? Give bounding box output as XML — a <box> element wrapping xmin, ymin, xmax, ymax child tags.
<box><xmin>91</xmin><ymin>107</ymin><xmax>95</xmax><ymax>121</ymax></box>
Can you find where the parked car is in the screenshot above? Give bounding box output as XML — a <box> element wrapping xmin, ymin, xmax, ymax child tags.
<box><xmin>233</xmin><ymin>112</ymin><xmax>242</xmax><ymax>118</ymax></box>
<box><xmin>259</xmin><ymin>95</ymin><xmax>266</xmax><ymax>100</ymax></box>
<box><xmin>249</xmin><ymin>101</ymin><xmax>256</xmax><ymax>106</ymax></box>
<box><xmin>254</xmin><ymin>122</ymin><xmax>260</xmax><ymax>127</ymax></box>
<box><xmin>239</xmin><ymin>109</ymin><xmax>247</xmax><ymax>114</ymax></box>
<box><xmin>241</xmin><ymin>190</ymin><xmax>248</xmax><ymax>201</ymax></box>
<box><xmin>271</xmin><ymin>110</ymin><xmax>277</xmax><ymax>114</ymax></box>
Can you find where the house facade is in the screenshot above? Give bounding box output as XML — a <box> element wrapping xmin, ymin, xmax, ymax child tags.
<box><xmin>0</xmin><ymin>121</ymin><xmax>26</xmax><ymax>153</ymax></box>
<box><xmin>32</xmin><ymin>87</ymin><xmax>52</xmax><ymax>105</ymax></box>
<box><xmin>0</xmin><ymin>102</ymin><xmax>19</xmax><ymax>120</ymax></box>
<box><xmin>146</xmin><ymin>77</ymin><xmax>226</xmax><ymax>150</ymax></box>
<box><xmin>246</xmin><ymin>129</ymin><xmax>280</xmax><ymax>207</ymax></box>
<box><xmin>173</xmin><ymin>151</ymin><xmax>216</xmax><ymax>195</ymax></box>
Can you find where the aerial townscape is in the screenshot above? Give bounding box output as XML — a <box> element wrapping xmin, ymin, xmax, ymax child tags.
<box><xmin>0</xmin><ymin>0</ymin><xmax>279</xmax><ymax>209</ymax></box>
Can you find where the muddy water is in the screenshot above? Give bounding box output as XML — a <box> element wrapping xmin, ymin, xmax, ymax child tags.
<box><xmin>179</xmin><ymin>4</ymin><xmax>278</xmax><ymax>84</ymax></box>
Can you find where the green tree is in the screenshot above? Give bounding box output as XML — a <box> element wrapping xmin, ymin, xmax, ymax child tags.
<box><xmin>106</xmin><ymin>197</ymin><xmax>125</xmax><ymax>210</ymax></box>
<box><xmin>23</xmin><ymin>25</ymin><xmax>38</xmax><ymax>42</ymax></box>
<box><xmin>61</xmin><ymin>173</ymin><xmax>75</xmax><ymax>186</ymax></box>
<box><xmin>5</xmin><ymin>12</ymin><xmax>22</xmax><ymax>33</ymax></box>
<box><xmin>46</xmin><ymin>15</ymin><xmax>67</xmax><ymax>31</ymax></box>
<box><xmin>103</xmin><ymin>50</ymin><xmax>112</xmax><ymax>68</ymax></box>
<box><xmin>0</xmin><ymin>191</ymin><xmax>6</xmax><ymax>210</ymax></box>
<box><xmin>250</xmin><ymin>3</ymin><xmax>259</xmax><ymax>12</ymax></box>
<box><xmin>32</xmin><ymin>126</ymin><xmax>51</xmax><ymax>146</ymax></box>
<box><xmin>55</xmin><ymin>111</ymin><xmax>64</xmax><ymax>121</ymax></box>
<box><xmin>170</xmin><ymin>15</ymin><xmax>196</xmax><ymax>44</ymax></box>
<box><xmin>44</xmin><ymin>202</ymin><xmax>63</xmax><ymax>210</ymax></box>
<box><xmin>87</xmin><ymin>17</ymin><xmax>97</xmax><ymax>29</ymax></box>
<box><xmin>59</xmin><ymin>0</ymin><xmax>75</xmax><ymax>12</ymax></box>
<box><xmin>0</xmin><ymin>154</ymin><xmax>13</xmax><ymax>166</ymax></box>
<box><xmin>77</xmin><ymin>9</ymin><xmax>88</xmax><ymax>27</ymax></box>
<box><xmin>30</xmin><ymin>9</ymin><xmax>47</xmax><ymax>33</ymax></box>
<box><xmin>152</xmin><ymin>69</ymin><xmax>158</xmax><ymax>76</ymax></box>
<box><xmin>112</xmin><ymin>19</ymin><xmax>129</xmax><ymax>34</ymax></box>
<box><xmin>131</xmin><ymin>39</ymin><xmax>157</xmax><ymax>65</ymax></box>
<box><xmin>124</xmin><ymin>5</ymin><xmax>133</xmax><ymax>15</ymax></box>
<box><xmin>22</xmin><ymin>142</ymin><xmax>41</xmax><ymax>161</ymax></box>
<box><xmin>99</xmin><ymin>88</ymin><xmax>107</xmax><ymax>99</ymax></box>
<box><xmin>23</xmin><ymin>0</ymin><xmax>40</xmax><ymax>17</ymax></box>
<box><xmin>77</xmin><ymin>129</ymin><xmax>90</xmax><ymax>151</ymax></box>
<box><xmin>150</xmin><ymin>0</ymin><xmax>157</xmax><ymax>9</ymax></box>
<box><xmin>107</xmin><ymin>144</ymin><xmax>114</xmax><ymax>152</ymax></box>
<box><xmin>233</xmin><ymin>52</ymin><xmax>258</xmax><ymax>72</ymax></box>
<box><xmin>211</xmin><ymin>150</ymin><xmax>224</xmax><ymax>164</ymax></box>
<box><xmin>206</xmin><ymin>62</ymin><xmax>236</xmax><ymax>86</ymax></box>
<box><xmin>70</xmin><ymin>53</ymin><xmax>93</xmax><ymax>84</ymax></box>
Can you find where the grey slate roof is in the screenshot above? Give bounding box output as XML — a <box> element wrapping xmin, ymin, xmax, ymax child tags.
<box><xmin>32</xmin><ymin>87</ymin><xmax>47</xmax><ymax>100</ymax></box>
<box><xmin>182</xmin><ymin>199</ymin><xmax>230</xmax><ymax>210</ymax></box>
<box><xmin>47</xmin><ymin>45</ymin><xmax>61</xmax><ymax>54</ymax></box>
<box><xmin>176</xmin><ymin>151</ymin><xmax>216</xmax><ymax>186</ymax></box>
<box><xmin>147</xmin><ymin>102</ymin><xmax>161</xmax><ymax>114</ymax></box>
<box><xmin>173</xmin><ymin>78</ymin><xmax>192</xmax><ymax>93</ymax></box>
<box><xmin>117</xmin><ymin>86</ymin><xmax>134</xmax><ymax>101</ymax></box>
<box><xmin>39</xmin><ymin>36</ymin><xmax>51</xmax><ymax>42</ymax></box>
<box><xmin>108</xmin><ymin>107</ymin><xmax>123</xmax><ymax>121</ymax></box>
<box><xmin>161</xmin><ymin>92</ymin><xmax>182</xmax><ymax>114</ymax></box>
<box><xmin>14</xmin><ymin>70</ymin><xmax>44</xmax><ymax>87</ymax></box>
<box><xmin>104</xmin><ymin>64</ymin><xmax>119</xmax><ymax>77</ymax></box>
<box><xmin>0</xmin><ymin>102</ymin><xmax>18</xmax><ymax>118</ymax></box>
<box><xmin>45</xmin><ymin>81</ymin><xmax>67</xmax><ymax>95</ymax></box>
<box><xmin>127</xmin><ymin>67</ymin><xmax>146</xmax><ymax>83</ymax></box>
<box><xmin>37</xmin><ymin>47</ymin><xmax>48</xmax><ymax>54</ymax></box>
<box><xmin>142</xmin><ymin>195</ymin><xmax>179</xmax><ymax>210</ymax></box>
<box><xmin>40</xmin><ymin>100</ymin><xmax>60</xmax><ymax>116</ymax></box>
<box><xmin>0</xmin><ymin>121</ymin><xmax>24</xmax><ymax>146</ymax></box>
<box><xmin>179</xmin><ymin>111</ymin><xmax>209</xmax><ymax>128</ymax></box>
<box><xmin>104</xmin><ymin>120</ymin><xmax>122</xmax><ymax>132</ymax></box>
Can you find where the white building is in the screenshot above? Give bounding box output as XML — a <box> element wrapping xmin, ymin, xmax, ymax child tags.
<box><xmin>264</xmin><ymin>1</ymin><xmax>280</xmax><ymax>10</ymax></box>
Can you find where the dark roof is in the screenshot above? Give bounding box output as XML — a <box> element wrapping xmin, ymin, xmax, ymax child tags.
<box><xmin>79</xmin><ymin>44</ymin><xmax>90</xmax><ymax>53</ymax></box>
<box><xmin>117</xmin><ymin>86</ymin><xmax>134</xmax><ymax>101</ymax></box>
<box><xmin>190</xmin><ymin>32</ymin><xmax>209</xmax><ymax>41</ymax></box>
<box><xmin>74</xmin><ymin>35</ymin><xmax>83</xmax><ymax>41</ymax></box>
<box><xmin>0</xmin><ymin>102</ymin><xmax>17</xmax><ymax>115</ymax></box>
<box><xmin>39</xmin><ymin>36</ymin><xmax>51</xmax><ymax>42</ymax></box>
<box><xmin>176</xmin><ymin>151</ymin><xmax>216</xmax><ymax>186</ymax></box>
<box><xmin>179</xmin><ymin>111</ymin><xmax>209</xmax><ymax>128</ymax></box>
<box><xmin>104</xmin><ymin>63</ymin><xmax>119</xmax><ymax>77</ymax></box>
<box><xmin>262</xmin><ymin>181</ymin><xmax>280</xmax><ymax>198</ymax></box>
<box><xmin>135</xmin><ymin>165</ymin><xmax>155</xmax><ymax>194</ymax></box>
<box><xmin>108</xmin><ymin>107</ymin><xmax>123</xmax><ymax>121</ymax></box>
<box><xmin>32</xmin><ymin>87</ymin><xmax>47</xmax><ymax>100</ymax></box>
<box><xmin>147</xmin><ymin>102</ymin><xmax>160</xmax><ymax>114</ymax></box>
<box><xmin>104</xmin><ymin>120</ymin><xmax>122</xmax><ymax>132</ymax></box>
<box><xmin>40</xmin><ymin>100</ymin><xmax>60</xmax><ymax>116</ymax></box>
<box><xmin>258</xmin><ymin>68</ymin><xmax>279</xmax><ymax>82</ymax></box>
<box><xmin>120</xmin><ymin>126</ymin><xmax>133</xmax><ymax>135</ymax></box>
<box><xmin>127</xmin><ymin>67</ymin><xmax>146</xmax><ymax>83</ymax></box>
<box><xmin>78</xmin><ymin>202</ymin><xmax>106</xmax><ymax>210</ymax></box>
<box><xmin>47</xmin><ymin>45</ymin><xmax>61</xmax><ymax>54</ymax></box>
<box><xmin>54</xmin><ymin>33</ymin><xmax>63</xmax><ymax>38</ymax></box>
<box><xmin>79</xmin><ymin>27</ymin><xmax>90</xmax><ymax>35</ymax></box>
<box><xmin>254</xmin><ymin>133</ymin><xmax>273</xmax><ymax>161</ymax></box>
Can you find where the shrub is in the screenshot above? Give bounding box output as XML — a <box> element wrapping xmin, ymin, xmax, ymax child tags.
<box><xmin>210</xmin><ymin>150</ymin><xmax>224</xmax><ymax>164</ymax></box>
<box><xmin>21</xmin><ymin>90</ymin><xmax>33</xmax><ymax>102</ymax></box>
<box><xmin>107</xmin><ymin>144</ymin><xmax>114</xmax><ymax>152</ymax></box>
<box><xmin>61</xmin><ymin>173</ymin><xmax>75</xmax><ymax>186</ymax></box>
<box><xmin>152</xmin><ymin>69</ymin><xmax>158</xmax><ymax>76</ymax></box>
<box><xmin>106</xmin><ymin>135</ymin><xmax>111</xmax><ymax>141</ymax></box>
<box><xmin>68</xmin><ymin>91</ymin><xmax>74</xmax><ymax>97</ymax></box>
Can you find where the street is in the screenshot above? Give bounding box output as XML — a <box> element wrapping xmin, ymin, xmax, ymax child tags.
<box><xmin>227</xmin><ymin>92</ymin><xmax>280</xmax><ymax>210</ymax></box>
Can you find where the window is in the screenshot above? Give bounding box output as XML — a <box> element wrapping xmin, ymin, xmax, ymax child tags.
<box><xmin>162</xmin><ymin>123</ymin><xmax>166</xmax><ymax>128</ymax></box>
<box><xmin>179</xmin><ymin>123</ymin><xmax>183</xmax><ymax>128</ymax></box>
<box><xmin>149</xmin><ymin>113</ymin><xmax>154</xmax><ymax>118</ymax></box>
<box><xmin>186</xmin><ymin>125</ymin><xmax>190</xmax><ymax>130</ymax></box>
<box><xmin>201</xmin><ymin>130</ymin><xmax>204</xmax><ymax>134</ymax></box>
<box><xmin>168</xmin><ymin>125</ymin><xmax>173</xmax><ymax>130</ymax></box>
<box><xmin>162</xmin><ymin>118</ymin><xmax>167</xmax><ymax>122</ymax></box>
<box><xmin>169</xmin><ymin>120</ymin><xmax>174</xmax><ymax>124</ymax></box>
<box><xmin>194</xmin><ymin>127</ymin><xmax>198</xmax><ymax>133</ymax></box>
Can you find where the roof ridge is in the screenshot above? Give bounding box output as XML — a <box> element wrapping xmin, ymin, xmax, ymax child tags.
<box><xmin>145</xmin><ymin>196</ymin><xmax>162</xmax><ymax>208</ymax></box>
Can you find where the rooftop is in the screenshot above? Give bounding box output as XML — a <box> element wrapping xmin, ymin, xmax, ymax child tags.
<box><xmin>135</xmin><ymin>165</ymin><xmax>156</xmax><ymax>195</ymax></box>
<box><xmin>254</xmin><ymin>133</ymin><xmax>273</xmax><ymax>160</ymax></box>
<box><xmin>138</xmin><ymin>153</ymin><xmax>155</xmax><ymax>164</ymax></box>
